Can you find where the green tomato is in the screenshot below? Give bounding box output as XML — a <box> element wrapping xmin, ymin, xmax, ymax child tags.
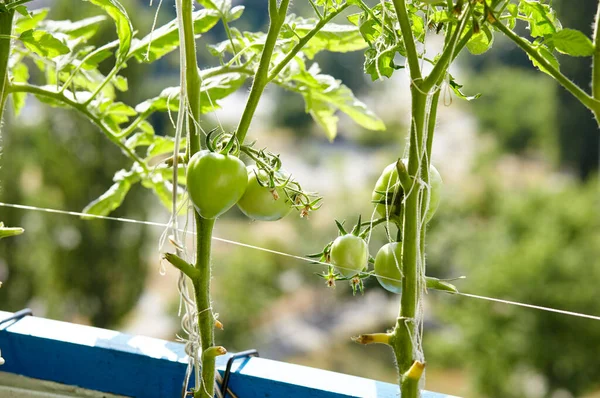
<box><xmin>374</xmin><ymin>242</ymin><xmax>403</xmax><ymax>294</ymax></box>
<box><xmin>186</xmin><ymin>150</ymin><xmax>248</xmax><ymax>219</ymax></box>
<box><xmin>372</xmin><ymin>160</ymin><xmax>443</xmax><ymax>222</ymax></box>
<box><xmin>237</xmin><ymin>166</ymin><xmax>294</xmax><ymax>221</ymax></box>
<box><xmin>330</xmin><ymin>234</ymin><xmax>368</xmax><ymax>278</ymax></box>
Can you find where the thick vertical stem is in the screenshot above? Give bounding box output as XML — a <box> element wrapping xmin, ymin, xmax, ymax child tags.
<box><xmin>235</xmin><ymin>0</ymin><xmax>290</xmax><ymax>144</ymax></box>
<box><xmin>592</xmin><ymin>2</ymin><xmax>600</xmax><ymax>124</ymax></box>
<box><xmin>194</xmin><ymin>215</ymin><xmax>216</xmax><ymax>398</ymax></box>
<box><xmin>592</xmin><ymin>3</ymin><xmax>600</xmax><ymax>102</ymax></box>
<box><xmin>0</xmin><ymin>9</ymin><xmax>15</xmax><ymax>131</ymax></box>
<box><xmin>182</xmin><ymin>0</ymin><xmax>202</xmax><ymax>155</ymax></box>
<box><xmin>392</xmin><ymin>88</ymin><xmax>427</xmax><ymax>398</ymax></box>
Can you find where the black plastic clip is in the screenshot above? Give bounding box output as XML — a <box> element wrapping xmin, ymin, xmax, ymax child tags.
<box><xmin>0</xmin><ymin>308</ymin><xmax>32</xmax><ymax>328</ymax></box>
<box><xmin>221</xmin><ymin>349</ymin><xmax>259</xmax><ymax>398</ymax></box>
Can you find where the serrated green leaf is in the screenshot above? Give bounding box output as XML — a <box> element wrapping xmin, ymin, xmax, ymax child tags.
<box><xmin>19</xmin><ymin>29</ymin><xmax>70</xmax><ymax>58</ymax></box>
<box><xmin>147</xmin><ymin>136</ymin><xmax>186</xmax><ymax>157</ymax></box>
<box><xmin>141</xmin><ymin>174</ymin><xmax>185</xmax><ymax>212</ymax></box>
<box><xmin>10</xmin><ymin>62</ymin><xmax>29</xmax><ymax>115</ymax></box>
<box><xmin>135</xmin><ymin>71</ymin><xmax>247</xmax><ymax>114</ymax></box>
<box><xmin>40</xmin><ymin>16</ymin><xmax>107</xmax><ymax>41</ymax></box>
<box><xmin>549</xmin><ymin>28</ymin><xmax>594</xmax><ymax>57</ymax></box>
<box><xmin>14</xmin><ymin>5</ymin><xmax>29</xmax><ymax>17</ymax></box>
<box><xmin>82</xmin><ymin>170</ymin><xmax>140</xmax><ymax>217</ymax></box>
<box><xmin>129</xmin><ymin>9</ymin><xmax>219</xmax><ymax>62</ymax></box>
<box><xmin>125</xmin><ymin>131</ymin><xmax>155</xmax><ymax>149</ymax></box>
<box><xmin>289</xmin><ymin>65</ymin><xmax>385</xmax><ymax>140</ymax></box>
<box><xmin>14</xmin><ymin>8</ymin><xmax>48</xmax><ymax>34</ymax></box>
<box><xmin>294</xmin><ymin>22</ymin><xmax>367</xmax><ymax>59</ymax></box>
<box><xmin>519</xmin><ymin>0</ymin><xmax>560</xmax><ymax>38</ymax></box>
<box><xmin>113</xmin><ymin>75</ymin><xmax>128</xmax><ymax>91</ymax></box>
<box><xmin>449</xmin><ymin>78</ymin><xmax>481</xmax><ymax>101</ymax></box>
<box><xmin>527</xmin><ymin>45</ymin><xmax>560</xmax><ymax>77</ymax></box>
<box><xmin>467</xmin><ymin>26</ymin><xmax>494</xmax><ymax>55</ymax></box>
<box><xmin>85</xmin><ymin>0</ymin><xmax>132</xmax><ymax>63</ymax></box>
<box><xmin>364</xmin><ymin>47</ymin><xmax>399</xmax><ymax>81</ymax></box>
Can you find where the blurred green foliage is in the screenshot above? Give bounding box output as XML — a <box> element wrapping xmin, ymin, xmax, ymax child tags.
<box><xmin>427</xmin><ymin>176</ymin><xmax>600</xmax><ymax>397</ymax></box>
<box><xmin>0</xmin><ymin>110</ymin><xmax>150</xmax><ymax>327</ymax></box>
<box><xmin>467</xmin><ymin>67</ymin><xmax>558</xmax><ymax>161</ymax></box>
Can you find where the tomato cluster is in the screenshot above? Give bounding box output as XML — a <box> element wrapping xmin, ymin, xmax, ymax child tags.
<box><xmin>185</xmin><ymin>135</ymin><xmax>297</xmax><ymax>221</ymax></box>
<box><xmin>316</xmin><ymin>159</ymin><xmax>446</xmax><ymax>295</ymax></box>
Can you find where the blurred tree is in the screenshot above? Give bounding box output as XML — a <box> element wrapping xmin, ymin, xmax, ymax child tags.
<box><xmin>462</xmin><ymin>0</ymin><xmax>599</xmax><ymax>179</ymax></box>
<box><xmin>427</xmin><ymin>176</ymin><xmax>600</xmax><ymax>397</ymax></box>
<box><xmin>0</xmin><ymin>0</ymin><xmax>159</xmax><ymax>328</ymax></box>
<box><xmin>467</xmin><ymin>67</ymin><xmax>558</xmax><ymax>161</ymax></box>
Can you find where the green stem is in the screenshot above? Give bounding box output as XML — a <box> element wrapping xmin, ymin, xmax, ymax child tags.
<box><xmin>0</xmin><ymin>9</ymin><xmax>14</xmax><ymax>131</ymax></box>
<box><xmin>493</xmin><ymin>17</ymin><xmax>599</xmax><ymax>113</ymax></box>
<box><xmin>182</xmin><ymin>0</ymin><xmax>202</xmax><ymax>155</ymax></box>
<box><xmin>267</xmin><ymin>3</ymin><xmax>350</xmax><ymax>82</ymax></box>
<box><xmin>7</xmin><ymin>83</ymin><xmax>148</xmax><ymax>171</ymax></box>
<box><xmin>84</xmin><ymin>65</ymin><xmax>120</xmax><ymax>106</ymax></box>
<box><xmin>235</xmin><ymin>0</ymin><xmax>290</xmax><ymax>144</ymax></box>
<box><xmin>422</xmin><ymin>6</ymin><xmax>471</xmax><ymax>92</ymax></box>
<box><xmin>390</xmin><ymin>0</ymin><xmax>422</xmax><ymax>82</ymax></box>
<box><xmin>391</xmin><ymin>88</ymin><xmax>427</xmax><ymax>398</ymax></box>
<box><xmin>592</xmin><ymin>2</ymin><xmax>600</xmax><ymax>123</ymax></box>
<box><xmin>193</xmin><ymin>215</ymin><xmax>216</xmax><ymax>398</ymax></box>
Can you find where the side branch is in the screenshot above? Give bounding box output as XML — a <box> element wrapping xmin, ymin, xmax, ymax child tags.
<box><xmin>493</xmin><ymin>17</ymin><xmax>599</xmax><ymax>114</ymax></box>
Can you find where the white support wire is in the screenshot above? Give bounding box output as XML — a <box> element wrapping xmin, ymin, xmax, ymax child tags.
<box><xmin>2</xmin><ymin>201</ymin><xmax>600</xmax><ymax>323</ymax></box>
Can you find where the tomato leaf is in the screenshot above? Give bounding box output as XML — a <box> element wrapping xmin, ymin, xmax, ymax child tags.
<box><xmin>287</xmin><ymin>63</ymin><xmax>385</xmax><ymax>141</ymax></box>
<box><xmin>14</xmin><ymin>8</ymin><xmax>48</xmax><ymax>34</ymax></box>
<box><xmin>527</xmin><ymin>45</ymin><xmax>560</xmax><ymax>77</ymax></box>
<box><xmin>10</xmin><ymin>62</ymin><xmax>29</xmax><ymax>116</ymax></box>
<box><xmin>467</xmin><ymin>26</ymin><xmax>494</xmax><ymax>55</ymax></box>
<box><xmin>19</xmin><ymin>29</ymin><xmax>70</xmax><ymax>58</ymax></box>
<box><xmin>518</xmin><ymin>0</ymin><xmax>561</xmax><ymax>38</ymax></box>
<box><xmin>40</xmin><ymin>16</ymin><xmax>107</xmax><ymax>41</ymax></box>
<box><xmin>82</xmin><ymin>170</ymin><xmax>140</xmax><ymax>217</ymax></box>
<box><xmin>292</xmin><ymin>20</ymin><xmax>367</xmax><ymax>59</ymax></box>
<box><xmin>129</xmin><ymin>9</ymin><xmax>220</xmax><ymax>63</ymax></box>
<box><xmin>85</xmin><ymin>0</ymin><xmax>133</xmax><ymax>64</ymax></box>
<box><xmin>548</xmin><ymin>28</ymin><xmax>594</xmax><ymax>57</ymax></box>
<box><xmin>135</xmin><ymin>71</ymin><xmax>247</xmax><ymax>114</ymax></box>
<box><xmin>449</xmin><ymin>77</ymin><xmax>481</xmax><ymax>101</ymax></box>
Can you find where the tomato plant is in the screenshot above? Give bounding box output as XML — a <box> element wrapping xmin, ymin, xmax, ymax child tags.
<box><xmin>2</xmin><ymin>0</ymin><xmax>600</xmax><ymax>397</ymax></box>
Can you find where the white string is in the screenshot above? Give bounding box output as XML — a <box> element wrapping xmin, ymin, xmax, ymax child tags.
<box><xmin>2</xmin><ymin>202</ymin><xmax>600</xmax><ymax>323</ymax></box>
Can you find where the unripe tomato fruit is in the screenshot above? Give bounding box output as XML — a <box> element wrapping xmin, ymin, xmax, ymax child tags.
<box><xmin>374</xmin><ymin>242</ymin><xmax>403</xmax><ymax>294</ymax></box>
<box><xmin>372</xmin><ymin>160</ymin><xmax>442</xmax><ymax>222</ymax></box>
<box><xmin>330</xmin><ymin>234</ymin><xmax>368</xmax><ymax>278</ymax></box>
<box><xmin>237</xmin><ymin>166</ymin><xmax>293</xmax><ymax>221</ymax></box>
<box><xmin>186</xmin><ymin>150</ymin><xmax>248</xmax><ymax>219</ymax></box>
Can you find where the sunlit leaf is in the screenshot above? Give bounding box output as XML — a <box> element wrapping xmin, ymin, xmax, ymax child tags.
<box><xmin>10</xmin><ymin>62</ymin><xmax>29</xmax><ymax>115</ymax></box>
<box><xmin>135</xmin><ymin>71</ymin><xmax>247</xmax><ymax>114</ymax></box>
<box><xmin>82</xmin><ymin>170</ymin><xmax>141</xmax><ymax>217</ymax></box>
<box><xmin>85</xmin><ymin>0</ymin><xmax>133</xmax><ymax>63</ymax></box>
<box><xmin>129</xmin><ymin>9</ymin><xmax>219</xmax><ymax>62</ymax></box>
<box><xmin>467</xmin><ymin>26</ymin><xmax>494</xmax><ymax>55</ymax></box>
<box><xmin>19</xmin><ymin>29</ymin><xmax>70</xmax><ymax>58</ymax></box>
<box><xmin>40</xmin><ymin>16</ymin><xmax>107</xmax><ymax>41</ymax></box>
<box><xmin>549</xmin><ymin>28</ymin><xmax>594</xmax><ymax>57</ymax></box>
<box><xmin>14</xmin><ymin>8</ymin><xmax>48</xmax><ymax>34</ymax></box>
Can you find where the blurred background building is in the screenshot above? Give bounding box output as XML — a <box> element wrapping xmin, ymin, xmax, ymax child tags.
<box><xmin>0</xmin><ymin>1</ymin><xmax>598</xmax><ymax>397</ymax></box>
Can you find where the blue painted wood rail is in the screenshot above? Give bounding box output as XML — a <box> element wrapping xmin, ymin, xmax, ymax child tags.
<box><xmin>0</xmin><ymin>310</ymin><xmax>457</xmax><ymax>398</ymax></box>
